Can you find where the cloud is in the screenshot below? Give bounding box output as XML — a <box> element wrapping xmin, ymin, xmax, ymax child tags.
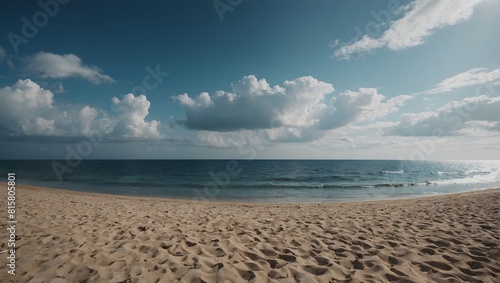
<box><xmin>53</xmin><ymin>82</ymin><xmax>65</xmax><ymax>94</ymax></box>
<box><xmin>317</xmin><ymin>88</ymin><xmax>411</xmax><ymax>130</ymax></box>
<box><xmin>390</xmin><ymin>95</ymin><xmax>500</xmax><ymax>136</ymax></box>
<box><xmin>174</xmin><ymin>75</ymin><xmax>333</xmax><ymax>131</ymax></box>
<box><xmin>196</xmin><ymin>130</ymin><xmax>266</xmax><ymax>148</ymax></box>
<box><xmin>174</xmin><ymin>75</ymin><xmax>409</xmax><ymax>146</ymax></box>
<box><xmin>334</xmin><ymin>35</ymin><xmax>385</xmax><ymax>60</ymax></box>
<box><xmin>21</xmin><ymin>117</ymin><xmax>56</xmax><ymax>136</ymax></box>
<box><xmin>0</xmin><ymin>80</ymin><xmax>162</xmax><ymax>140</ymax></box>
<box><xmin>174</xmin><ymin>75</ymin><xmax>329</xmax><ymax>131</ymax></box>
<box><xmin>174</xmin><ymin>76</ymin><xmax>407</xmax><ymax>133</ymax></box>
<box><xmin>419</xmin><ymin>68</ymin><xmax>500</xmax><ymax>94</ymax></box>
<box><xmin>334</xmin><ymin>0</ymin><xmax>485</xmax><ymax>59</ymax></box>
<box><xmin>111</xmin><ymin>93</ymin><xmax>163</xmax><ymax>139</ymax></box>
<box><xmin>0</xmin><ymin>79</ymin><xmax>110</xmax><ymax>137</ymax></box>
<box><xmin>0</xmin><ymin>79</ymin><xmax>54</xmax><ymax>134</ymax></box>
<box><xmin>26</xmin><ymin>52</ymin><xmax>114</xmax><ymax>84</ymax></box>
<box><xmin>0</xmin><ymin>46</ymin><xmax>6</xmax><ymax>61</ymax></box>
<box><xmin>79</xmin><ymin>106</ymin><xmax>98</xmax><ymax>136</ymax></box>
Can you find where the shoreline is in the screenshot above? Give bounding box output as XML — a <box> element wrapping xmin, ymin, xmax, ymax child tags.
<box><xmin>0</xmin><ymin>183</ymin><xmax>499</xmax><ymax>282</ymax></box>
<box><xmin>4</xmin><ymin>181</ymin><xmax>500</xmax><ymax>205</ymax></box>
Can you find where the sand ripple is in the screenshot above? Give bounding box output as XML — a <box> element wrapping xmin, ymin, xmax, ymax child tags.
<box><xmin>0</xmin><ymin>184</ymin><xmax>498</xmax><ymax>282</ymax></box>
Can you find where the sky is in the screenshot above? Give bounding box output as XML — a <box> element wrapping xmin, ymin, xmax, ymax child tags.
<box><xmin>0</xmin><ymin>0</ymin><xmax>499</xmax><ymax>160</ymax></box>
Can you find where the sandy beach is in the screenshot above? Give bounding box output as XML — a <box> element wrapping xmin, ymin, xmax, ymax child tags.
<box><xmin>0</xmin><ymin>184</ymin><xmax>498</xmax><ymax>283</ymax></box>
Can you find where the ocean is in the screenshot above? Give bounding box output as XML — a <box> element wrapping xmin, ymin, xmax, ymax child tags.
<box><xmin>1</xmin><ymin>160</ymin><xmax>499</xmax><ymax>202</ymax></box>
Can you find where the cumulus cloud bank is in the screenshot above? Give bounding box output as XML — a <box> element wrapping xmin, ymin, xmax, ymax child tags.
<box><xmin>26</xmin><ymin>52</ymin><xmax>115</xmax><ymax>84</ymax></box>
<box><xmin>173</xmin><ymin>75</ymin><xmax>408</xmax><ymax>146</ymax></box>
<box><xmin>0</xmin><ymin>79</ymin><xmax>54</xmax><ymax>135</ymax></box>
<box><xmin>0</xmin><ymin>80</ymin><xmax>161</xmax><ymax>140</ymax></box>
<box><xmin>334</xmin><ymin>0</ymin><xmax>485</xmax><ymax>59</ymax></box>
<box><xmin>174</xmin><ymin>75</ymin><xmax>406</xmax><ymax>133</ymax></box>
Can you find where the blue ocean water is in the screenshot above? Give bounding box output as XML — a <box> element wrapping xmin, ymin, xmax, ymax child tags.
<box><xmin>1</xmin><ymin>160</ymin><xmax>499</xmax><ymax>202</ymax></box>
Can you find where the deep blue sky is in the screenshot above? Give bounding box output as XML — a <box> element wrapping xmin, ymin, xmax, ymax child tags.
<box><xmin>0</xmin><ymin>0</ymin><xmax>499</xmax><ymax>159</ymax></box>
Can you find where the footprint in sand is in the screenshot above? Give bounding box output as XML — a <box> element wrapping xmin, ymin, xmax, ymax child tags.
<box><xmin>424</xmin><ymin>261</ymin><xmax>453</xmax><ymax>271</ymax></box>
<box><xmin>244</xmin><ymin>262</ymin><xmax>261</xmax><ymax>271</ymax></box>
<box><xmin>314</xmin><ymin>256</ymin><xmax>330</xmax><ymax>266</ymax></box>
<box><xmin>303</xmin><ymin>265</ymin><xmax>329</xmax><ymax>275</ymax></box>
<box><xmin>278</xmin><ymin>254</ymin><xmax>296</xmax><ymax>262</ymax></box>
<box><xmin>268</xmin><ymin>269</ymin><xmax>287</xmax><ymax>279</ymax></box>
<box><xmin>236</xmin><ymin>268</ymin><xmax>256</xmax><ymax>281</ymax></box>
<box><xmin>466</xmin><ymin>261</ymin><xmax>484</xmax><ymax>270</ymax></box>
<box><xmin>420</xmin><ymin>247</ymin><xmax>436</xmax><ymax>255</ymax></box>
<box><xmin>266</xmin><ymin>259</ymin><xmax>278</xmax><ymax>269</ymax></box>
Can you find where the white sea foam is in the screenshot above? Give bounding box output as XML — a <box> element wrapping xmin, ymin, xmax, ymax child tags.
<box><xmin>433</xmin><ymin>169</ymin><xmax>500</xmax><ymax>186</ymax></box>
<box><xmin>437</xmin><ymin>171</ymin><xmax>455</xmax><ymax>175</ymax></box>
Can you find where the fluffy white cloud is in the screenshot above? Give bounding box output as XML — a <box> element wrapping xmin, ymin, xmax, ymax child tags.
<box><xmin>26</xmin><ymin>52</ymin><xmax>114</xmax><ymax>84</ymax></box>
<box><xmin>174</xmin><ymin>75</ymin><xmax>409</xmax><ymax>146</ymax></box>
<box><xmin>21</xmin><ymin>117</ymin><xmax>56</xmax><ymax>136</ymax></box>
<box><xmin>0</xmin><ymin>80</ymin><xmax>162</xmax><ymax>140</ymax></box>
<box><xmin>174</xmin><ymin>75</ymin><xmax>333</xmax><ymax>131</ymax></box>
<box><xmin>175</xmin><ymin>92</ymin><xmax>213</xmax><ymax>107</ymax></box>
<box><xmin>334</xmin><ymin>0</ymin><xmax>485</xmax><ymax>59</ymax></box>
<box><xmin>175</xmin><ymin>76</ymin><xmax>407</xmax><ymax>133</ymax></box>
<box><xmin>231</xmin><ymin>75</ymin><xmax>285</xmax><ymax>96</ymax></box>
<box><xmin>277</xmin><ymin>76</ymin><xmax>333</xmax><ymax>128</ymax></box>
<box><xmin>173</xmin><ymin>75</ymin><xmax>330</xmax><ymax>131</ymax></box>
<box><xmin>0</xmin><ymin>79</ymin><xmax>110</xmax><ymax>137</ymax></box>
<box><xmin>111</xmin><ymin>93</ymin><xmax>163</xmax><ymax>139</ymax></box>
<box><xmin>420</xmin><ymin>68</ymin><xmax>500</xmax><ymax>94</ymax></box>
<box><xmin>0</xmin><ymin>79</ymin><xmax>54</xmax><ymax>133</ymax></box>
<box><xmin>318</xmin><ymin>88</ymin><xmax>410</xmax><ymax>129</ymax></box>
<box><xmin>1</xmin><ymin>79</ymin><xmax>54</xmax><ymax>110</ymax></box>
<box><xmin>79</xmin><ymin>106</ymin><xmax>98</xmax><ymax>135</ymax></box>
<box><xmin>390</xmin><ymin>95</ymin><xmax>500</xmax><ymax>136</ymax></box>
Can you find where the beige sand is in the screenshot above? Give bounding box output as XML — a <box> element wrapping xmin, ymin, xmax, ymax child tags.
<box><xmin>0</xmin><ymin>184</ymin><xmax>499</xmax><ymax>283</ymax></box>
